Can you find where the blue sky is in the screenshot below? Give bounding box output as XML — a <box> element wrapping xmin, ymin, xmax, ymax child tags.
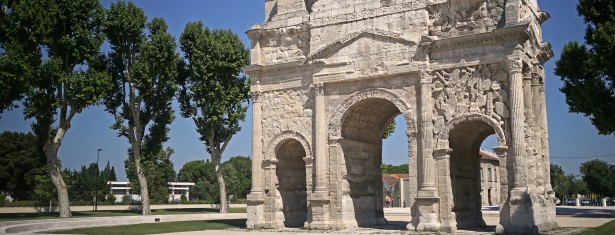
<box><xmin>1</xmin><ymin>0</ymin><xmax>614</xmax><ymax>180</ymax></box>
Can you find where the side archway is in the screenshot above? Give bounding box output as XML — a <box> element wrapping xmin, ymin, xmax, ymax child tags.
<box><xmin>435</xmin><ymin>113</ymin><xmax>508</xmax><ymax>229</ymax></box>
<box><xmin>265</xmin><ymin>130</ymin><xmax>313</xmax><ymax>228</ymax></box>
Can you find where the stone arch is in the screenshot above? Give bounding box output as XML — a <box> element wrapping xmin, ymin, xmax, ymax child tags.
<box><xmin>328</xmin><ymin>88</ymin><xmax>417</xmax><ymax>139</ymax></box>
<box><xmin>267</xmin><ymin>130</ymin><xmax>313</xmax><ymax>228</ymax></box>
<box><xmin>435</xmin><ymin>113</ymin><xmax>507</xmax><ymax>150</ymax></box>
<box><xmin>266</xmin><ymin>130</ymin><xmax>313</xmax><ymax>162</ymax></box>
<box><xmin>435</xmin><ymin>112</ymin><xmax>508</xmax><ymax>229</ymax></box>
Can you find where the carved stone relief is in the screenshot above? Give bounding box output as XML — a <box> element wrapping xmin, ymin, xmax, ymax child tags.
<box><xmin>427</xmin><ymin>0</ymin><xmax>504</xmax><ymax>38</ymax></box>
<box><xmin>260</xmin><ymin>25</ymin><xmax>311</xmax><ymax>64</ymax></box>
<box><xmin>431</xmin><ymin>62</ymin><xmax>510</xmax><ymax>136</ymax></box>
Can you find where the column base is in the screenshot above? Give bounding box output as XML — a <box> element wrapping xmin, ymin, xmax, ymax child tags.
<box><xmin>246</xmin><ymin>192</ymin><xmax>265</xmax><ymax>229</ymax></box>
<box><xmin>410</xmin><ymin>196</ymin><xmax>441</xmax><ymax>232</ymax></box>
<box><xmin>498</xmin><ymin>187</ymin><xmax>558</xmax><ymax>234</ymax></box>
<box><xmin>306</xmin><ymin>191</ymin><xmax>331</xmax><ymax>230</ymax></box>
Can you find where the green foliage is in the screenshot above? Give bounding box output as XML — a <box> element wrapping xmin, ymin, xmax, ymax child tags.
<box><xmin>103</xmin><ymin>1</ymin><xmax>180</xmax><ymax>213</ymax></box>
<box><xmin>550</xmin><ymin>164</ymin><xmax>570</xmax><ymax>199</ymax></box>
<box><xmin>34</xmin><ymin>174</ymin><xmax>56</xmax><ymax>205</ymax></box>
<box><xmin>65</xmin><ymin>161</ymin><xmax>117</xmax><ymax>202</ymax></box>
<box><xmin>1</xmin><ymin>0</ymin><xmax>110</xmax><ymax>217</ymax></box>
<box><xmin>0</xmin><ymin>192</ymin><xmax>5</xmax><ymax>207</ymax></box>
<box><xmin>0</xmin><ymin>131</ymin><xmax>47</xmax><ymax>200</ymax></box>
<box><xmin>382</xmin><ymin>120</ymin><xmax>396</xmax><ymax>139</ymax></box>
<box><xmin>125</xmin><ymin>147</ymin><xmax>176</xmax><ymax>204</ymax></box>
<box><xmin>381</xmin><ymin>163</ymin><xmax>409</xmax><ymax>174</ymax></box>
<box><xmin>221</xmin><ymin>156</ymin><xmax>252</xmax><ymax>199</ymax></box>
<box><xmin>554</xmin><ymin>0</ymin><xmax>615</xmax><ymax>135</ymax></box>
<box><xmin>177</xmin><ymin>160</ymin><xmax>218</xmax><ymax>202</ymax></box>
<box><xmin>580</xmin><ymin>159</ymin><xmax>615</xmax><ymax>196</ymax></box>
<box><xmin>178</xmin><ymin>21</ymin><xmax>250</xmax><ymax>154</ymax></box>
<box><xmin>178</xmin><ymin>21</ymin><xmax>250</xmax><ymax>212</ymax></box>
<box><xmin>177</xmin><ymin>156</ymin><xmax>251</xmax><ymax>202</ymax></box>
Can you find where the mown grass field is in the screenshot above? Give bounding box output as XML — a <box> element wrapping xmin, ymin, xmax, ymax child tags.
<box><xmin>577</xmin><ymin>220</ymin><xmax>615</xmax><ymax>235</ymax></box>
<box><xmin>0</xmin><ymin>207</ymin><xmax>247</xmax><ymax>222</ymax></box>
<box><xmin>53</xmin><ymin>219</ymin><xmax>247</xmax><ymax>235</ymax></box>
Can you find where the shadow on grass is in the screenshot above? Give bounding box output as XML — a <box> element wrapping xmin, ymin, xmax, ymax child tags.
<box><xmin>53</xmin><ymin>219</ymin><xmax>247</xmax><ymax>235</ymax></box>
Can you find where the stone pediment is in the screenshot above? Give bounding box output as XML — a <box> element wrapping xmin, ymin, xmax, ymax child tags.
<box><xmin>305</xmin><ymin>28</ymin><xmax>419</xmax><ymax>64</ymax></box>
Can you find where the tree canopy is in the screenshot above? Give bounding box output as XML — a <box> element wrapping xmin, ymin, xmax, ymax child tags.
<box><xmin>554</xmin><ymin>0</ymin><xmax>615</xmax><ymax>135</ymax></box>
<box><xmin>0</xmin><ymin>131</ymin><xmax>46</xmax><ymax>200</ymax></box>
<box><xmin>580</xmin><ymin>159</ymin><xmax>615</xmax><ymax>196</ymax></box>
<box><xmin>1</xmin><ymin>0</ymin><xmax>109</xmax><ymax>217</ymax></box>
<box><xmin>103</xmin><ymin>1</ymin><xmax>180</xmax><ymax>215</ymax></box>
<box><xmin>178</xmin><ymin>21</ymin><xmax>250</xmax><ymax>213</ymax></box>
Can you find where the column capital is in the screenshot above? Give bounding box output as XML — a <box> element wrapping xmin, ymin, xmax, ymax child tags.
<box><xmin>311</xmin><ymin>82</ymin><xmax>325</xmax><ymax>96</ymax></box>
<box><xmin>433</xmin><ymin>148</ymin><xmax>452</xmax><ymax>159</ymax></box>
<box><xmin>420</xmin><ymin>69</ymin><xmax>433</xmax><ymax>84</ymax></box>
<box><xmin>249</xmin><ymin>91</ymin><xmax>262</xmax><ymax>103</ymax></box>
<box><xmin>246</xmin><ymin>24</ymin><xmax>263</xmax><ymax>41</ymax></box>
<box><xmin>507</xmin><ymin>59</ymin><xmax>523</xmax><ymax>73</ymax></box>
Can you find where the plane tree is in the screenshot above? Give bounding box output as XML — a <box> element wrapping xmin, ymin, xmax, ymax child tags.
<box><xmin>178</xmin><ymin>21</ymin><xmax>250</xmax><ymax>213</ymax></box>
<box><xmin>103</xmin><ymin>1</ymin><xmax>180</xmax><ymax>215</ymax></box>
<box><xmin>0</xmin><ymin>0</ymin><xmax>109</xmax><ymax>217</ymax></box>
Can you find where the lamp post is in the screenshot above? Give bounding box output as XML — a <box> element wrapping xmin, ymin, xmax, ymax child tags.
<box><xmin>95</xmin><ymin>148</ymin><xmax>102</xmax><ymax>212</ymax></box>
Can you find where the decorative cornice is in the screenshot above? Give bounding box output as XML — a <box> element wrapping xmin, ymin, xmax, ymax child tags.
<box><xmin>422</xmin><ymin>23</ymin><xmax>531</xmax><ymax>53</ymax></box>
<box><xmin>309</xmin><ymin>1</ymin><xmax>430</xmax><ymax>28</ymax></box>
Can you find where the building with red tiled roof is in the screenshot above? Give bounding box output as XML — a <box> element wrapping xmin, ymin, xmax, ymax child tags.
<box><xmin>383</xmin><ymin>174</ymin><xmax>410</xmax><ymax>208</ymax></box>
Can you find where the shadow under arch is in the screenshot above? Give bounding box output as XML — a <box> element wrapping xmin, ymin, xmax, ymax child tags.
<box><xmin>435</xmin><ymin>113</ymin><xmax>508</xmax><ymax>230</ymax></box>
<box><xmin>328</xmin><ymin>88</ymin><xmax>417</xmax><ymax>227</ymax></box>
<box><xmin>266</xmin><ymin>130</ymin><xmax>313</xmax><ymax>228</ymax></box>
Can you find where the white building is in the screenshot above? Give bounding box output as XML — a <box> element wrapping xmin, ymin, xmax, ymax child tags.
<box><xmin>107</xmin><ymin>181</ymin><xmax>195</xmax><ymax>203</ymax></box>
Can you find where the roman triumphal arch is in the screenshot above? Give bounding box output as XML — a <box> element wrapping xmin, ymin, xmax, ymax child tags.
<box><xmin>243</xmin><ymin>0</ymin><xmax>557</xmax><ymax>234</ymax></box>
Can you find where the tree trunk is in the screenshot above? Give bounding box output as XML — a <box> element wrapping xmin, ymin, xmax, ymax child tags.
<box><xmin>133</xmin><ymin>147</ymin><xmax>151</xmax><ymax>215</ymax></box>
<box><xmin>43</xmin><ymin>142</ymin><xmax>71</xmax><ymax>218</ymax></box>
<box><xmin>214</xmin><ymin>150</ymin><xmax>227</xmax><ymax>213</ymax></box>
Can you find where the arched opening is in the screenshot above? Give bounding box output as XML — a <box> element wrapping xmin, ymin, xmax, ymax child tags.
<box><xmin>275</xmin><ymin>139</ymin><xmax>308</xmax><ymax>227</ymax></box>
<box><xmin>480</xmin><ymin>134</ymin><xmax>501</xmax><ymax>208</ymax></box>
<box><xmin>448</xmin><ymin>120</ymin><xmax>497</xmax><ymax>229</ymax></box>
<box><xmin>339</xmin><ymin>97</ymin><xmax>409</xmax><ymax>227</ymax></box>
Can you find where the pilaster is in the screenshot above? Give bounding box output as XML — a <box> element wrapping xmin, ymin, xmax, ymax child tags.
<box><xmin>309</xmin><ymin>82</ymin><xmax>331</xmax><ymax>229</ymax></box>
<box><xmin>247</xmin><ymin>86</ymin><xmax>265</xmax><ymax>229</ymax></box>
<box><xmin>411</xmin><ymin>69</ymin><xmax>441</xmax><ymax>232</ymax></box>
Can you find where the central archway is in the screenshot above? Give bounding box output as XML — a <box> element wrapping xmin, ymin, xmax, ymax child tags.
<box><xmin>329</xmin><ymin>89</ymin><xmax>417</xmax><ymax>227</ymax></box>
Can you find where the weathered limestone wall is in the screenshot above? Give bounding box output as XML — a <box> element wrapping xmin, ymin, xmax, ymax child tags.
<box><xmin>246</xmin><ymin>0</ymin><xmax>556</xmax><ymax>233</ymax></box>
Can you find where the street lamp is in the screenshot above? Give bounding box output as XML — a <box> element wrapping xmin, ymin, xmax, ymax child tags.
<box><xmin>95</xmin><ymin>148</ymin><xmax>102</xmax><ymax>212</ymax></box>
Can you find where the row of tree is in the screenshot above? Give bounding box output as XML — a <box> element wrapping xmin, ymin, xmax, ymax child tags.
<box><xmin>551</xmin><ymin>159</ymin><xmax>615</xmax><ymax>200</ymax></box>
<box><xmin>0</xmin><ymin>129</ymin><xmax>252</xmax><ymax>205</ymax></box>
<box><xmin>0</xmin><ymin>0</ymin><xmax>249</xmax><ymax>217</ymax></box>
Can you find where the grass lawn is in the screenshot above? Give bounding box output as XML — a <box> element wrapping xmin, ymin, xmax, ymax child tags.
<box><xmin>578</xmin><ymin>220</ymin><xmax>615</xmax><ymax>235</ymax></box>
<box><xmin>0</xmin><ymin>207</ymin><xmax>247</xmax><ymax>222</ymax></box>
<box><xmin>52</xmin><ymin>219</ymin><xmax>247</xmax><ymax>235</ymax></box>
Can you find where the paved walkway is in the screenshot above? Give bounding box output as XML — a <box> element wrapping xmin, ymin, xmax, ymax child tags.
<box><xmin>2</xmin><ymin>206</ymin><xmax>613</xmax><ymax>234</ymax></box>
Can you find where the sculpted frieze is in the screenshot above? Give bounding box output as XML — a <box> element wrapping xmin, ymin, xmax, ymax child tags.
<box><xmin>427</xmin><ymin>0</ymin><xmax>504</xmax><ymax>38</ymax></box>
<box><xmin>431</xmin><ymin>62</ymin><xmax>510</xmax><ymax>135</ymax></box>
<box><xmin>260</xmin><ymin>25</ymin><xmax>310</xmax><ymax>65</ymax></box>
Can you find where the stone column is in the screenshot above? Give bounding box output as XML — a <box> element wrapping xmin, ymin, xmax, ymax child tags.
<box><xmin>494</xmin><ymin>146</ymin><xmax>509</xmax><ymax>232</ymax></box>
<box><xmin>540</xmin><ymin>78</ymin><xmax>554</xmax><ymax>195</ymax></box>
<box><xmin>531</xmin><ymin>74</ymin><xmax>545</xmax><ymax>193</ymax></box>
<box><xmin>309</xmin><ymin>82</ymin><xmax>330</xmax><ymax>229</ymax></box>
<box><xmin>247</xmin><ymin>25</ymin><xmax>262</xmax><ymax>65</ymax></box>
<box><xmin>411</xmin><ymin>69</ymin><xmax>440</xmax><ymax>232</ymax></box>
<box><xmin>508</xmin><ymin>59</ymin><xmax>527</xmax><ymax>189</ymax></box>
<box><xmin>523</xmin><ymin>72</ymin><xmax>536</xmax><ymax>190</ymax></box>
<box><xmin>435</xmin><ymin>148</ymin><xmax>456</xmax><ymax>233</ymax></box>
<box><xmin>418</xmin><ymin>69</ymin><xmax>437</xmax><ymax>196</ymax></box>
<box><xmin>247</xmin><ymin>86</ymin><xmax>265</xmax><ymax>229</ymax></box>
